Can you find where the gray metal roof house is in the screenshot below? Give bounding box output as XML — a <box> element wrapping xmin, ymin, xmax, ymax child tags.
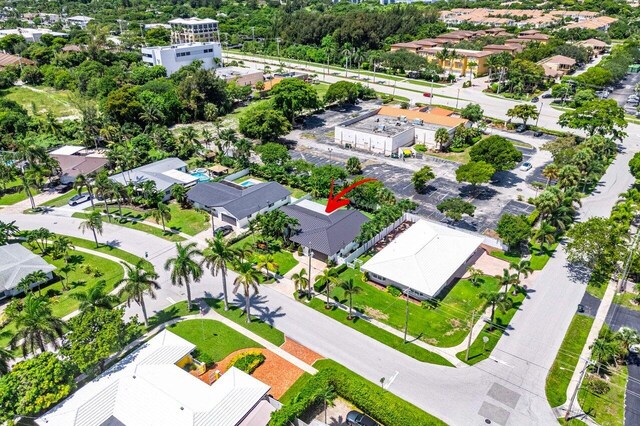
<box><xmin>187</xmin><ymin>181</ymin><xmax>291</xmax><ymax>228</ymax></box>
<box><xmin>0</xmin><ymin>244</ymin><xmax>56</xmax><ymax>299</ymax></box>
<box><xmin>280</xmin><ymin>200</ymin><xmax>369</xmax><ymax>261</ymax></box>
<box><xmin>109</xmin><ymin>158</ymin><xmax>198</xmax><ymax>195</ymax></box>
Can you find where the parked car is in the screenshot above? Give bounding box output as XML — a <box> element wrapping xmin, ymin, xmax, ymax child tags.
<box><xmin>423</xmin><ymin>92</ymin><xmax>431</xmax><ymax>97</ymax></box>
<box><xmin>346</xmin><ymin>411</ymin><xmax>379</xmax><ymax>426</ymax></box>
<box><xmin>533</xmin><ymin>131</ymin><xmax>543</xmax><ymax>137</ymax></box>
<box><xmin>55</xmin><ymin>182</ymin><xmax>72</xmax><ymax>193</ymax></box>
<box><xmin>519</xmin><ymin>162</ymin><xmax>532</xmax><ymax>172</ymax></box>
<box><xmin>214</xmin><ymin>225</ymin><xmax>233</xmax><ymax>237</ymax></box>
<box><xmin>541</xmin><ymin>93</ymin><xmax>552</xmax><ymax>99</ymax></box>
<box><xmin>378</xmin><ymin>80</ymin><xmax>386</xmax><ymax>85</ymax></box>
<box><xmin>68</xmin><ymin>193</ymin><xmax>91</xmax><ymax>206</ymax></box>
<box><xmin>530</xmin><ymin>97</ymin><xmax>539</xmax><ymax>103</ymax></box>
<box><xmin>516</xmin><ymin>124</ymin><xmax>527</xmax><ymax>133</ymax></box>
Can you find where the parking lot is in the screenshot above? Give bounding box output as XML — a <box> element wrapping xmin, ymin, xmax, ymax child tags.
<box><xmin>608</xmin><ymin>73</ymin><xmax>640</xmax><ymax>115</ymax></box>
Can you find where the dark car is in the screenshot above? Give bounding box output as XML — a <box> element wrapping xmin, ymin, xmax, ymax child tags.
<box><xmin>346</xmin><ymin>411</ymin><xmax>379</xmax><ymax>426</ymax></box>
<box><xmin>55</xmin><ymin>182</ymin><xmax>73</xmax><ymax>193</ymax></box>
<box><xmin>533</xmin><ymin>131</ymin><xmax>543</xmax><ymax>137</ymax></box>
<box><xmin>577</xmin><ymin>304</ymin><xmax>585</xmax><ymax>313</ymax></box>
<box><xmin>516</xmin><ymin>124</ymin><xmax>527</xmax><ymax>133</ymax></box>
<box><xmin>214</xmin><ymin>225</ymin><xmax>233</xmax><ymax>237</ymax></box>
<box><xmin>541</xmin><ymin>93</ymin><xmax>552</xmax><ymax>99</ymax></box>
<box><xmin>530</xmin><ymin>97</ymin><xmax>539</xmax><ymax>103</ymax></box>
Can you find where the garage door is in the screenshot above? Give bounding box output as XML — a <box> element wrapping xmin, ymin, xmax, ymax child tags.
<box><xmin>220</xmin><ymin>214</ymin><xmax>237</xmax><ymax>226</ymax></box>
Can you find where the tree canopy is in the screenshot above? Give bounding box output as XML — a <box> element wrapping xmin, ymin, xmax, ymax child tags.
<box><xmin>469</xmin><ymin>136</ymin><xmax>522</xmax><ymax>171</ymax></box>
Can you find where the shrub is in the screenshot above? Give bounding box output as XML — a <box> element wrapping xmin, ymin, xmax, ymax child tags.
<box><xmin>386</xmin><ymin>286</ymin><xmax>402</xmax><ymax>297</ymax></box>
<box><xmin>527</xmin><ymin>210</ymin><xmax>541</xmax><ymax>227</ymax></box>
<box><xmin>585</xmin><ymin>377</ymin><xmax>610</xmax><ymax>395</ymax></box>
<box><xmin>196</xmin><ymin>352</ymin><xmax>214</xmax><ymax>368</ymax></box>
<box><xmin>414</xmin><ymin>144</ymin><xmax>427</xmax><ymax>152</ymax></box>
<box><xmin>227</xmin><ymin>350</ymin><xmax>266</xmax><ymax>374</ymax></box>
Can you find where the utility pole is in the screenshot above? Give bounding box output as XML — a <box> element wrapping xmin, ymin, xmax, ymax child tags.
<box><xmin>251</xmin><ymin>26</ymin><xmax>255</xmax><ymax>42</ymax></box>
<box><xmin>535</xmin><ymin>102</ymin><xmax>543</xmax><ymax>127</ymax></box>
<box><xmin>429</xmin><ymin>83</ymin><xmax>434</xmax><ymax>106</ymax></box>
<box><xmin>619</xmin><ymin>228</ymin><xmax>640</xmax><ymax>292</ymax></box>
<box><xmin>403</xmin><ymin>289</ymin><xmax>410</xmax><ymax>343</ymax></box>
<box><xmin>465</xmin><ymin>311</ymin><xmax>476</xmax><ymax>361</ymax></box>
<box><xmin>455</xmin><ymin>88</ymin><xmax>461</xmax><ymax>110</ymax></box>
<box><xmin>307</xmin><ymin>245</ymin><xmax>313</xmax><ymax>300</ymax></box>
<box><xmin>565</xmin><ymin>360</ymin><xmax>593</xmax><ymax>421</ymax></box>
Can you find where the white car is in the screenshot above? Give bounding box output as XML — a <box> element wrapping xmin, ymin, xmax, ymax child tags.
<box><xmin>519</xmin><ymin>162</ymin><xmax>532</xmax><ymax>172</ymax></box>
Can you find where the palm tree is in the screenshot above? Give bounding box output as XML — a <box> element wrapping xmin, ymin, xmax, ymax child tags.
<box><xmin>118</xmin><ymin>262</ymin><xmax>161</xmax><ymax>326</ymax></box>
<box><xmin>319</xmin><ymin>385</ymin><xmax>337</xmax><ymax>424</ymax></box>
<box><xmin>74</xmin><ymin>174</ymin><xmax>95</xmax><ymax>208</ymax></box>
<box><xmin>558</xmin><ymin>165</ymin><xmax>581</xmax><ymax>189</ymax></box>
<box><xmin>139</xmin><ymin>103</ymin><xmax>165</xmax><ymax>128</ymax></box>
<box><xmin>479</xmin><ymin>291</ymin><xmax>513</xmax><ymax>327</ymax></box>
<box><xmin>12</xmin><ymin>138</ymin><xmax>49</xmax><ymax>209</ymax></box>
<box><xmin>201</xmin><ymin>234</ymin><xmax>238</xmax><ymax>311</ymax></box>
<box><xmin>591</xmin><ymin>337</ymin><xmax>617</xmax><ymax>374</ymax></box>
<box><xmin>291</xmin><ymin>268</ymin><xmax>309</xmax><ymax>297</ymax></box>
<box><xmin>0</xmin><ymin>346</ymin><xmax>12</xmax><ymax>376</ymax></box>
<box><xmin>19</xmin><ymin>270</ymin><xmax>50</xmax><ymax>295</ymax></box>
<box><xmin>152</xmin><ymin>202</ymin><xmax>172</xmax><ymax>231</ymax></box>
<box><xmin>315</xmin><ymin>268</ymin><xmax>340</xmax><ymax>309</ymax></box>
<box><xmin>533</xmin><ymin>221</ymin><xmax>556</xmax><ymax>251</ymax></box>
<box><xmin>509</xmin><ymin>259</ymin><xmax>532</xmax><ymax>282</ymax></box>
<box><xmin>0</xmin><ymin>219</ymin><xmax>19</xmax><ymax>245</ymax></box>
<box><xmin>496</xmin><ymin>268</ymin><xmax>517</xmax><ymax>294</ymax></box>
<box><xmin>435</xmin><ymin>47</ymin><xmax>451</xmax><ymax>74</ymax></box>
<box><xmin>71</xmin><ymin>280</ymin><xmax>119</xmax><ymax>313</ymax></box>
<box><xmin>233</xmin><ymin>260</ymin><xmax>261</xmax><ymax>323</ymax></box>
<box><xmin>542</xmin><ymin>164</ymin><xmax>560</xmax><ymax>188</ymax></box>
<box><xmin>94</xmin><ymin>171</ymin><xmax>114</xmax><ymax>222</ymax></box>
<box><xmin>435</xmin><ymin>128</ymin><xmax>450</xmax><ymax>151</ymax></box>
<box><xmin>52</xmin><ymin>236</ymin><xmax>74</xmax><ymax>261</ymax></box>
<box><xmin>256</xmin><ymin>253</ymin><xmax>279</xmax><ymax>279</ymax></box>
<box><xmin>9</xmin><ymin>295</ymin><xmax>65</xmax><ymax>356</ymax></box>
<box><xmin>171</xmin><ymin>185</ymin><xmax>188</xmax><ymax>207</ymax></box>
<box><xmin>340</xmin><ymin>279</ymin><xmax>362</xmax><ymax>320</ymax></box>
<box><xmin>616</xmin><ymin>327</ymin><xmax>640</xmax><ymax>358</ymax></box>
<box><xmin>164</xmin><ymin>242</ymin><xmax>203</xmax><ymax>311</ymax></box>
<box><xmin>79</xmin><ymin>211</ymin><xmax>103</xmax><ymax>247</ymax></box>
<box><xmin>467</xmin><ymin>266</ymin><xmax>484</xmax><ymax>287</ymax></box>
<box><xmin>467</xmin><ymin>60</ymin><xmax>477</xmax><ymax>82</ymax></box>
<box><xmin>486</xmin><ymin>54</ymin><xmax>500</xmax><ymax>82</ymax></box>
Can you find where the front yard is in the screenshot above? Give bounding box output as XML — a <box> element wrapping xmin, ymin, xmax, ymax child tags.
<box><xmin>490</xmin><ymin>242</ymin><xmax>558</xmax><ymax>271</ymax></box>
<box><xmin>578</xmin><ymin>366</ymin><xmax>627</xmax><ymax>426</ymax></box>
<box><xmin>231</xmin><ymin>233</ymin><xmax>299</xmax><ymax>276</ymax></box>
<box><xmin>0</xmin><ymin>178</ymin><xmax>38</xmax><ymax>206</ymax></box>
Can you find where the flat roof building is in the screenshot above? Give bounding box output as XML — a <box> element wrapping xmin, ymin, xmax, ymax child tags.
<box><xmin>0</xmin><ymin>28</ymin><xmax>67</xmax><ymax>43</ymax></box>
<box><xmin>169</xmin><ymin>17</ymin><xmax>219</xmax><ymax>44</ymax></box>
<box><xmin>215</xmin><ymin>66</ymin><xmax>263</xmax><ymax>87</ymax></box>
<box><xmin>141</xmin><ymin>42</ymin><xmax>222</xmax><ymax>76</ymax></box>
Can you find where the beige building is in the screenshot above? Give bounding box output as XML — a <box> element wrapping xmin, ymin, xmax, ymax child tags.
<box><xmin>215</xmin><ymin>66</ymin><xmax>263</xmax><ymax>86</ymax></box>
<box><xmin>577</xmin><ymin>38</ymin><xmax>608</xmax><ymax>56</ymax></box>
<box><xmin>169</xmin><ymin>17</ymin><xmax>219</xmax><ymax>44</ymax></box>
<box><xmin>538</xmin><ymin>55</ymin><xmax>576</xmax><ymax>79</ymax></box>
<box><xmin>421</xmin><ymin>47</ymin><xmax>495</xmax><ymax>76</ymax></box>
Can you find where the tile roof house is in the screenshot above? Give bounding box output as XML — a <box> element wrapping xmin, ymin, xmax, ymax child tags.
<box><xmin>362</xmin><ymin>220</ymin><xmax>484</xmax><ymax>300</ymax></box>
<box><xmin>187</xmin><ymin>181</ymin><xmax>291</xmax><ymax>228</ymax></box>
<box><xmin>577</xmin><ymin>38</ymin><xmax>608</xmax><ymax>56</ymax></box>
<box><xmin>0</xmin><ymin>52</ymin><xmax>35</xmax><ymax>68</ymax></box>
<box><xmin>50</xmin><ymin>145</ymin><xmax>108</xmax><ymax>184</ymax></box>
<box><xmin>538</xmin><ymin>55</ymin><xmax>576</xmax><ymax>79</ymax></box>
<box><xmin>37</xmin><ymin>330</ymin><xmax>274</xmax><ymax>426</ymax></box>
<box><xmin>110</xmin><ymin>158</ymin><xmax>197</xmax><ymax>200</ymax></box>
<box><xmin>0</xmin><ymin>244</ymin><xmax>55</xmax><ymax>299</ymax></box>
<box><xmin>280</xmin><ymin>199</ymin><xmax>369</xmax><ymax>262</ymax></box>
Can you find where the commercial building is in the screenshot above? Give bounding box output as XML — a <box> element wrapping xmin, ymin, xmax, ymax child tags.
<box><xmin>280</xmin><ymin>199</ymin><xmax>369</xmax><ymax>262</ymax></box>
<box><xmin>110</xmin><ymin>158</ymin><xmax>198</xmax><ymax>200</ymax></box>
<box><xmin>361</xmin><ymin>220</ymin><xmax>484</xmax><ymax>300</ymax></box>
<box><xmin>215</xmin><ymin>66</ymin><xmax>264</xmax><ymax>86</ymax></box>
<box><xmin>0</xmin><ymin>244</ymin><xmax>55</xmax><ymax>299</ymax></box>
<box><xmin>50</xmin><ymin>145</ymin><xmax>108</xmax><ymax>184</ymax></box>
<box><xmin>37</xmin><ymin>330</ymin><xmax>275</xmax><ymax>426</ymax></box>
<box><xmin>0</xmin><ymin>28</ymin><xmax>67</xmax><ymax>43</ymax></box>
<box><xmin>169</xmin><ymin>17</ymin><xmax>219</xmax><ymax>44</ymax></box>
<box><xmin>440</xmin><ymin>8</ymin><xmax>606</xmax><ymax>28</ymax></box>
<box><xmin>334</xmin><ymin>106</ymin><xmax>468</xmax><ymax>155</ymax></box>
<box><xmin>187</xmin><ymin>180</ymin><xmax>291</xmax><ymax>228</ymax></box>
<box><xmin>141</xmin><ymin>42</ymin><xmax>222</xmax><ymax>76</ymax></box>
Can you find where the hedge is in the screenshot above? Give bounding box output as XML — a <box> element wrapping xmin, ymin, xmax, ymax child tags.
<box><xmin>227</xmin><ymin>350</ymin><xmax>265</xmax><ymax>374</ymax></box>
<box><xmin>269</xmin><ymin>360</ymin><xmax>446</xmax><ymax>426</ymax></box>
<box><xmin>527</xmin><ymin>209</ymin><xmax>540</xmax><ymax>226</ymax></box>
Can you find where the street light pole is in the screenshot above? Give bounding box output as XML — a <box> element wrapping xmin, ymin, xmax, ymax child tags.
<box><xmin>307</xmin><ymin>245</ymin><xmax>313</xmax><ymax>300</ymax></box>
<box><xmin>455</xmin><ymin>88</ymin><xmax>461</xmax><ymax>110</ymax></box>
<box><xmin>403</xmin><ymin>289</ymin><xmax>410</xmax><ymax>343</ymax></box>
<box><xmin>429</xmin><ymin>83</ymin><xmax>434</xmax><ymax>106</ymax></box>
<box><xmin>328</xmin><ymin>148</ymin><xmax>333</xmax><ymax>162</ymax></box>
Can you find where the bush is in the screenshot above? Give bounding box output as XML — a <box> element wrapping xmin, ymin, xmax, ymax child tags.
<box><xmin>414</xmin><ymin>144</ymin><xmax>427</xmax><ymax>152</ymax></box>
<box><xmin>227</xmin><ymin>349</ymin><xmax>266</xmax><ymax>374</ymax></box>
<box><xmin>585</xmin><ymin>377</ymin><xmax>610</xmax><ymax>395</ymax></box>
<box><xmin>196</xmin><ymin>352</ymin><xmax>214</xmax><ymax>368</ymax></box>
<box><xmin>528</xmin><ymin>209</ymin><xmax>540</xmax><ymax>225</ymax></box>
<box><xmin>386</xmin><ymin>286</ymin><xmax>402</xmax><ymax>297</ymax></box>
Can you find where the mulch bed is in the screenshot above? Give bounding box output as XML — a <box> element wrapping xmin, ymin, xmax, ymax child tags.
<box><xmin>281</xmin><ymin>338</ymin><xmax>324</xmax><ymax>365</ymax></box>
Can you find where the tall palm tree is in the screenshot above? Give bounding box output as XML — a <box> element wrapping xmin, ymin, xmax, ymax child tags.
<box><xmin>542</xmin><ymin>164</ymin><xmax>560</xmax><ymax>188</ymax></box>
<box><xmin>256</xmin><ymin>253</ymin><xmax>279</xmax><ymax>279</ymax></box>
<box><xmin>152</xmin><ymin>201</ymin><xmax>172</xmax><ymax>231</ymax></box>
<box><xmin>94</xmin><ymin>171</ymin><xmax>114</xmax><ymax>222</ymax></box>
<box><xmin>467</xmin><ymin>266</ymin><xmax>484</xmax><ymax>287</ymax></box>
<box><xmin>320</xmin><ymin>385</ymin><xmax>337</xmax><ymax>424</ymax></box>
<box><xmin>19</xmin><ymin>270</ymin><xmax>50</xmax><ymax>295</ymax></box>
<box><xmin>9</xmin><ymin>295</ymin><xmax>65</xmax><ymax>356</ymax></box>
<box><xmin>0</xmin><ymin>346</ymin><xmax>12</xmax><ymax>376</ymax></box>
<box><xmin>79</xmin><ymin>210</ymin><xmax>103</xmax><ymax>247</ymax></box>
<box><xmin>164</xmin><ymin>242</ymin><xmax>203</xmax><ymax>311</ymax></box>
<box><xmin>291</xmin><ymin>268</ymin><xmax>309</xmax><ymax>297</ymax></box>
<box><xmin>509</xmin><ymin>259</ymin><xmax>532</xmax><ymax>282</ymax></box>
<box><xmin>74</xmin><ymin>174</ymin><xmax>95</xmax><ymax>208</ymax></box>
<box><xmin>233</xmin><ymin>260</ymin><xmax>262</xmax><ymax>323</ymax></box>
<box><xmin>591</xmin><ymin>337</ymin><xmax>616</xmax><ymax>374</ymax></box>
<box><xmin>315</xmin><ymin>268</ymin><xmax>340</xmax><ymax>309</ymax></box>
<box><xmin>201</xmin><ymin>234</ymin><xmax>238</xmax><ymax>311</ymax></box>
<box><xmin>12</xmin><ymin>138</ymin><xmax>49</xmax><ymax>209</ymax></box>
<box><xmin>71</xmin><ymin>280</ymin><xmax>119</xmax><ymax>313</ymax></box>
<box><xmin>340</xmin><ymin>279</ymin><xmax>362</xmax><ymax>320</ymax></box>
<box><xmin>479</xmin><ymin>291</ymin><xmax>512</xmax><ymax>327</ymax></box>
<box><xmin>533</xmin><ymin>221</ymin><xmax>556</xmax><ymax>251</ymax></box>
<box><xmin>558</xmin><ymin>165</ymin><xmax>581</xmax><ymax>190</ymax></box>
<box><xmin>496</xmin><ymin>268</ymin><xmax>517</xmax><ymax>294</ymax></box>
<box><xmin>118</xmin><ymin>262</ymin><xmax>161</xmax><ymax>326</ymax></box>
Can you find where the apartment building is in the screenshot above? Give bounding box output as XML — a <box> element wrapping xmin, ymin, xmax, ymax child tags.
<box><xmin>142</xmin><ymin>42</ymin><xmax>222</xmax><ymax>75</ymax></box>
<box><xmin>169</xmin><ymin>17</ymin><xmax>219</xmax><ymax>44</ymax></box>
<box><xmin>538</xmin><ymin>55</ymin><xmax>576</xmax><ymax>79</ymax></box>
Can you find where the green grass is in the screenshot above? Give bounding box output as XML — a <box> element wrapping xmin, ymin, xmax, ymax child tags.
<box><xmin>168</xmin><ymin>319</ymin><xmax>261</xmax><ymax>361</ymax></box>
<box><xmin>489</xmin><ymin>242</ymin><xmax>557</xmax><ymax>271</ymax></box>
<box><xmin>425</xmin><ymin>149</ymin><xmax>471</xmax><ymax>164</ymax></box>
<box><xmin>63</xmin><ymin>235</ymin><xmax>154</xmax><ymax>272</ymax></box>
<box><xmin>613</xmin><ymin>291</ymin><xmax>640</xmax><ymax>311</ymax></box>
<box><xmin>146</xmin><ymin>299</ymin><xmax>286</xmax><ymax>346</ymax></box>
<box><xmin>490</xmin><ymin>250</ymin><xmax>521</xmax><ymax>264</ymax></box>
<box><xmin>71</xmin><ymin>212</ymin><xmax>186</xmax><ymax>242</ymax></box>
<box><xmin>545</xmin><ymin>314</ymin><xmax>595</xmax><ymax>408</ymax></box>
<box><xmin>150</xmin><ymin>203</ymin><xmax>210</xmax><ymax>236</ymax></box>
<box><xmin>2</xmin><ymin>86</ymin><xmax>79</xmax><ymax>117</ymax></box>
<box><xmin>586</xmin><ymin>267</ymin><xmax>612</xmax><ymax>300</ymax></box>
<box><xmin>41</xmin><ymin>189</ymin><xmax>79</xmax><ymax>207</ymax></box>
<box><xmin>456</xmin><ymin>287</ymin><xmax>526</xmax><ymax>364</ymax></box>
<box><xmin>578</xmin><ymin>366</ymin><xmax>627</xmax><ymax>426</ymax></box>
<box><xmin>558</xmin><ymin>418</ymin><xmax>589</xmax><ymax>425</ymax></box>
<box><xmin>0</xmin><ymin>178</ymin><xmax>37</xmax><ymax>205</ymax></box>
<box><xmin>231</xmin><ymin>233</ymin><xmax>299</xmax><ymax>276</ymax></box>
<box><xmin>308</xmin><ymin>298</ymin><xmax>452</xmax><ymax>366</ymax></box>
<box><xmin>279</xmin><ymin>372</ymin><xmax>314</xmax><ymax>405</ymax></box>
<box><xmin>327</xmin><ymin>266</ymin><xmax>500</xmax><ymax>348</ymax></box>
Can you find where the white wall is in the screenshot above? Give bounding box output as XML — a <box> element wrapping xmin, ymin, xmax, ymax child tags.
<box><xmin>197</xmin><ymin>195</ymin><xmax>291</xmax><ymax>229</ymax></box>
<box><xmin>335</xmin><ymin>126</ymin><xmax>414</xmax><ymax>156</ymax></box>
<box><xmin>141</xmin><ymin>43</ymin><xmax>222</xmax><ymax>76</ymax></box>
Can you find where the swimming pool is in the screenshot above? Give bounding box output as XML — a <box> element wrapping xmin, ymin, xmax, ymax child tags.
<box><xmin>190</xmin><ymin>172</ymin><xmax>210</xmax><ymax>182</ymax></box>
<box><xmin>239</xmin><ymin>180</ymin><xmax>255</xmax><ymax>187</ymax></box>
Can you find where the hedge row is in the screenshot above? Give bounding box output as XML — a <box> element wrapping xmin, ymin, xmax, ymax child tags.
<box><xmin>269</xmin><ymin>360</ymin><xmax>446</xmax><ymax>426</ymax></box>
<box><xmin>227</xmin><ymin>350</ymin><xmax>265</xmax><ymax>374</ymax></box>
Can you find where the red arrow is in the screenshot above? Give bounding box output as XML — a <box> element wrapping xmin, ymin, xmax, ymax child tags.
<box><xmin>325</xmin><ymin>178</ymin><xmax>377</xmax><ymax>214</ymax></box>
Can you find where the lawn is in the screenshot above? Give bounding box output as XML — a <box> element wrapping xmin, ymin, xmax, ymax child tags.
<box><xmin>613</xmin><ymin>291</ymin><xmax>640</xmax><ymax>311</ymax></box>
<box><xmin>279</xmin><ymin>372</ymin><xmax>313</xmax><ymax>405</ymax></box>
<box><xmin>426</xmin><ymin>149</ymin><xmax>471</xmax><ymax>164</ymax></box>
<box><xmin>0</xmin><ymin>178</ymin><xmax>37</xmax><ymax>206</ymax></box>
<box><xmin>2</xmin><ymin>86</ymin><xmax>79</xmax><ymax>118</ymax></box>
<box><xmin>325</xmin><ymin>266</ymin><xmax>501</xmax><ymax>348</ymax></box>
<box><xmin>64</xmin><ymin>235</ymin><xmax>154</xmax><ymax>272</ymax></box>
<box><xmin>489</xmin><ymin>242</ymin><xmax>558</xmax><ymax>271</ymax></box>
<box><xmin>231</xmin><ymin>233</ymin><xmax>299</xmax><ymax>276</ymax></box>
<box><xmin>578</xmin><ymin>366</ymin><xmax>627</xmax><ymax>426</ymax></box>
<box><xmin>168</xmin><ymin>319</ymin><xmax>261</xmax><ymax>361</ymax></box>
<box><xmin>558</xmin><ymin>418</ymin><xmax>589</xmax><ymax>425</ymax></box>
<box><xmin>41</xmin><ymin>189</ymin><xmax>79</xmax><ymax>207</ymax></box>
<box><xmin>146</xmin><ymin>299</ymin><xmax>285</xmax><ymax>346</ymax></box>
<box><xmin>71</xmin><ymin>212</ymin><xmax>186</xmax><ymax>242</ymax></box>
<box><xmin>148</xmin><ymin>203</ymin><xmax>210</xmax><ymax>236</ymax></box>
<box><xmin>308</xmin><ymin>298</ymin><xmax>452</xmax><ymax>366</ymax></box>
<box><xmin>455</xmin><ymin>287</ymin><xmax>527</xmax><ymax>364</ymax></box>
<box><xmin>545</xmin><ymin>314</ymin><xmax>595</xmax><ymax>408</ymax></box>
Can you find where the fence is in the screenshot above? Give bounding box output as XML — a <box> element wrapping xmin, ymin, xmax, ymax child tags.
<box><xmin>223</xmin><ymin>168</ymin><xmax>250</xmax><ymax>182</ymax></box>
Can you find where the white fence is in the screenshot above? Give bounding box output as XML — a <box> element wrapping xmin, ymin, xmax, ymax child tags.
<box><xmin>223</xmin><ymin>168</ymin><xmax>250</xmax><ymax>182</ymax></box>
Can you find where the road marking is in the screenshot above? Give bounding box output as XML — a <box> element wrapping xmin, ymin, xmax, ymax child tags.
<box><xmin>489</xmin><ymin>356</ymin><xmax>513</xmax><ymax>368</ymax></box>
<box><xmin>166</xmin><ymin>297</ymin><xmax>176</xmax><ymax>304</ymax></box>
<box><xmin>384</xmin><ymin>371</ymin><xmax>399</xmax><ymax>389</ymax></box>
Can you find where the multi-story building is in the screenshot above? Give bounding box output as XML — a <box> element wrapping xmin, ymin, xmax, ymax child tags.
<box><xmin>421</xmin><ymin>47</ymin><xmax>495</xmax><ymax>76</ymax></box>
<box><xmin>169</xmin><ymin>17</ymin><xmax>219</xmax><ymax>44</ymax></box>
<box><xmin>141</xmin><ymin>42</ymin><xmax>222</xmax><ymax>76</ymax></box>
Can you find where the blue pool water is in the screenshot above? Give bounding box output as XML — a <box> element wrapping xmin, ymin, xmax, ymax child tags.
<box><xmin>240</xmin><ymin>180</ymin><xmax>255</xmax><ymax>187</ymax></box>
<box><xmin>190</xmin><ymin>172</ymin><xmax>210</xmax><ymax>182</ymax></box>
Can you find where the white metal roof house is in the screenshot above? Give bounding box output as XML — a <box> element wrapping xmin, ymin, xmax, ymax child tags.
<box><xmin>0</xmin><ymin>244</ymin><xmax>55</xmax><ymax>299</ymax></box>
<box><xmin>109</xmin><ymin>158</ymin><xmax>197</xmax><ymax>200</ymax></box>
<box><xmin>37</xmin><ymin>329</ymin><xmax>273</xmax><ymax>426</ymax></box>
<box><xmin>361</xmin><ymin>220</ymin><xmax>484</xmax><ymax>299</ymax></box>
